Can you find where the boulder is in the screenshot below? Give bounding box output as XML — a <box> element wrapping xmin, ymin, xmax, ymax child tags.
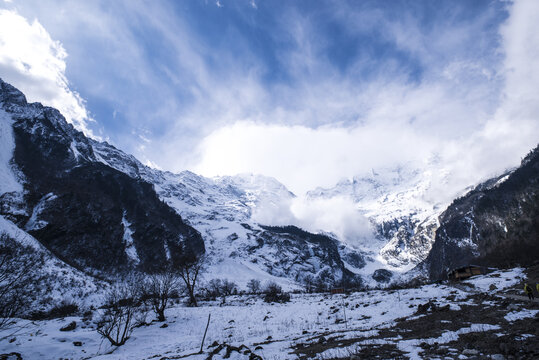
<box><xmin>60</xmin><ymin>321</ymin><xmax>76</xmax><ymax>332</ymax></box>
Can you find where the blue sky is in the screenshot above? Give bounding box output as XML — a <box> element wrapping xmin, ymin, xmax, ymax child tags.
<box><xmin>0</xmin><ymin>0</ymin><xmax>538</xmax><ymax>195</ymax></box>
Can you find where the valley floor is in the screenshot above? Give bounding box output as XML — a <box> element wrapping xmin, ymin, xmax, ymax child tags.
<box><xmin>1</xmin><ymin>268</ymin><xmax>538</xmax><ymax>360</ymax></box>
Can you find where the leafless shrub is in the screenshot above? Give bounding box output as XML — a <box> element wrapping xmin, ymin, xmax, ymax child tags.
<box><xmin>142</xmin><ymin>270</ymin><xmax>183</xmax><ymax>321</ymax></box>
<box><xmin>205</xmin><ymin>278</ymin><xmax>238</xmax><ymax>298</ymax></box>
<box><xmin>96</xmin><ymin>280</ymin><xmax>146</xmax><ymax>346</ymax></box>
<box><xmin>263</xmin><ymin>281</ymin><xmax>290</xmax><ymax>303</ymax></box>
<box><xmin>246</xmin><ymin>279</ymin><xmax>261</xmax><ymax>294</ymax></box>
<box><xmin>177</xmin><ymin>255</ymin><xmax>205</xmax><ymax>307</ymax></box>
<box><xmin>0</xmin><ymin>232</ymin><xmax>39</xmax><ymax>329</ymax></box>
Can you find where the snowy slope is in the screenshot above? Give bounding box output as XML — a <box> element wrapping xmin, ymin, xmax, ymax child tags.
<box><xmin>0</xmin><ymin>215</ymin><xmax>107</xmax><ymax>310</ymax></box>
<box><xmin>1</xmin><ymin>267</ymin><xmax>535</xmax><ymax>360</ymax></box>
<box><xmin>304</xmin><ymin>164</ymin><xmax>451</xmax><ymax>280</ymax></box>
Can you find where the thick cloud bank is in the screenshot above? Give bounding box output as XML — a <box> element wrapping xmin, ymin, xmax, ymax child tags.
<box><xmin>0</xmin><ymin>9</ymin><xmax>92</xmax><ymax>136</ymax></box>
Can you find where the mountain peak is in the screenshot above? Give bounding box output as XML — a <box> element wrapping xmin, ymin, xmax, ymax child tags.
<box><xmin>0</xmin><ymin>77</ymin><xmax>28</xmax><ymax>107</ymax></box>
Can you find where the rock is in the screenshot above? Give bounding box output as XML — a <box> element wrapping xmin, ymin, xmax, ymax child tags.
<box><xmin>73</xmin><ymin>341</ymin><xmax>83</xmax><ymax>347</ymax></box>
<box><xmin>417</xmin><ymin>302</ymin><xmax>434</xmax><ymax>313</ymax></box>
<box><xmin>507</xmin><ymin>304</ymin><xmax>519</xmax><ymax>311</ymax></box>
<box><xmin>318</xmin><ymin>336</ymin><xmax>326</xmax><ymax>344</ymax></box>
<box><xmin>462</xmin><ymin>349</ymin><xmax>479</xmax><ymax>355</ymax></box>
<box><xmin>372</xmin><ymin>269</ymin><xmax>393</xmax><ymax>283</ymax></box>
<box><xmin>437</xmin><ymin>304</ymin><xmax>450</xmax><ymax>312</ymax></box>
<box><xmin>209</xmin><ymin>341</ymin><xmax>219</xmax><ymax>348</ymax></box>
<box><xmin>60</xmin><ymin>321</ymin><xmax>76</xmax><ymax>332</ymax></box>
<box><xmin>160</xmin><ymin>323</ymin><xmax>168</xmax><ymax>328</ymax></box>
<box><xmin>491</xmin><ymin>355</ymin><xmax>505</xmax><ymax>360</ymax></box>
<box><xmin>489</xmin><ymin>284</ymin><xmax>498</xmax><ymax>291</ymax></box>
<box><xmin>0</xmin><ymin>353</ymin><xmax>23</xmax><ymax>360</ymax></box>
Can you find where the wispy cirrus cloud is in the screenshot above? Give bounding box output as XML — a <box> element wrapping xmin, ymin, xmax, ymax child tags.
<box><xmin>0</xmin><ymin>0</ymin><xmax>537</xmax><ymax>205</ymax></box>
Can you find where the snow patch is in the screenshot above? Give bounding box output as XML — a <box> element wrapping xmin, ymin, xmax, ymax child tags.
<box><xmin>0</xmin><ymin>109</ymin><xmax>23</xmax><ymax>194</ymax></box>
<box><xmin>504</xmin><ymin>309</ymin><xmax>539</xmax><ymax>322</ymax></box>
<box><xmin>24</xmin><ymin>192</ymin><xmax>58</xmax><ymax>231</ymax></box>
<box><xmin>122</xmin><ymin>213</ymin><xmax>139</xmax><ymax>264</ymax></box>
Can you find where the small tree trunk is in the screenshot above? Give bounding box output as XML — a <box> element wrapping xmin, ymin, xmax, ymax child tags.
<box><xmin>157</xmin><ymin>310</ymin><xmax>165</xmax><ymax>322</ymax></box>
<box><xmin>188</xmin><ymin>286</ymin><xmax>198</xmax><ymax>307</ymax></box>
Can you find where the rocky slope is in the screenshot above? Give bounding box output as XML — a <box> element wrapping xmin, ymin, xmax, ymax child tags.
<box><xmin>424</xmin><ymin>145</ymin><xmax>539</xmax><ymax>280</ymax></box>
<box><xmin>0</xmin><ymin>79</ymin><xmax>204</xmax><ymax>275</ymax></box>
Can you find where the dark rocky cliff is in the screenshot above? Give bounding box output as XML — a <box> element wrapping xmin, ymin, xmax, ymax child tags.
<box><xmin>425</xmin><ymin>145</ymin><xmax>539</xmax><ymax>280</ymax></box>
<box><xmin>0</xmin><ymin>78</ymin><xmax>204</xmax><ymax>274</ymax></box>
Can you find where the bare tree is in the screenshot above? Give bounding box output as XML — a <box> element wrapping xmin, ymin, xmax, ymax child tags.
<box><xmin>206</xmin><ymin>278</ymin><xmax>223</xmax><ymax>298</ymax></box>
<box><xmin>96</xmin><ymin>281</ymin><xmax>144</xmax><ymax>346</ymax></box>
<box><xmin>0</xmin><ymin>233</ymin><xmax>38</xmax><ymax>330</ymax></box>
<box><xmin>221</xmin><ymin>279</ymin><xmax>238</xmax><ymax>296</ymax></box>
<box><xmin>177</xmin><ymin>255</ymin><xmax>205</xmax><ymax>307</ymax></box>
<box><xmin>142</xmin><ymin>270</ymin><xmax>183</xmax><ymax>321</ymax></box>
<box><xmin>246</xmin><ymin>279</ymin><xmax>261</xmax><ymax>294</ymax></box>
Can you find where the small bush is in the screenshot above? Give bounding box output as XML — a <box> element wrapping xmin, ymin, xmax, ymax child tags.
<box><xmin>246</xmin><ymin>279</ymin><xmax>261</xmax><ymax>294</ymax></box>
<box><xmin>263</xmin><ymin>281</ymin><xmax>290</xmax><ymax>303</ymax></box>
<box><xmin>29</xmin><ymin>300</ymin><xmax>79</xmax><ymax>320</ymax></box>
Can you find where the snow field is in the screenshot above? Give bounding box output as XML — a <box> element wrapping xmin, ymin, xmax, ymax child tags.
<box><xmin>0</xmin><ymin>283</ymin><xmax>473</xmax><ymax>359</ymax></box>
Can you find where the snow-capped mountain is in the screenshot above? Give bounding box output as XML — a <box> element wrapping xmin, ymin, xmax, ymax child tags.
<box><xmin>0</xmin><ymin>79</ymin><xmax>364</xmax><ymax>289</ymax></box>
<box><xmin>304</xmin><ymin>164</ymin><xmax>450</xmax><ymax>273</ymax></box>
<box><xmin>2</xmin><ymin>78</ymin><xmax>535</xmax><ymax>291</ymax></box>
<box><xmin>423</xmin><ymin>146</ymin><xmax>539</xmax><ymax>280</ymax></box>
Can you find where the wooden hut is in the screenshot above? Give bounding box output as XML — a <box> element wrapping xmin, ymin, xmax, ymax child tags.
<box><xmin>330</xmin><ymin>287</ymin><xmax>345</xmax><ymax>295</ymax></box>
<box><xmin>447</xmin><ymin>265</ymin><xmax>484</xmax><ymax>280</ymax></box>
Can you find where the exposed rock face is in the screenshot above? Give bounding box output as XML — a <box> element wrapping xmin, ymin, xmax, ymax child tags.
<box><xmin>0</xmin><ymin>78</ymin><xmax>204</xmax><ymax>274</ymax></box>
<box><xmin>256</xmin><ymin>225</ymin><xmax>361</xmax><ymax>287</ymax></box>
<box><xmin>425</xmin><ymin>146</ymin><xmax>539</xmax><ymax>280</ymax></box>
<box><xmin>372</xmin><ymin>269</ymin><xmax>393</xmax><ymax>283</ymax></box>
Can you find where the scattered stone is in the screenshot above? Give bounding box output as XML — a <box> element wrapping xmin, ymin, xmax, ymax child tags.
<box><xmin>73</xmin><ymin>341</ymin><xmax>83</xmax><ymax>347</ymax></box>
<box><xmin>462</xmin><ymin>349</ymin><xmax>479</xmax><ymax>355</ymax></box>
<box><xmin>60</xmin><ymin>321</ymin><xmax>76</xmax><ymax>332</ymax></box>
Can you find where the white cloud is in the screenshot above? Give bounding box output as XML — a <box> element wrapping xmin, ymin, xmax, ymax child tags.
<box><xmin>1</xmin><ymin>0</ymin><xmax>537</xmax><ymax>243</ymax></box>
<box><xmin>0</xmin><ymin>9</ymin><xmax>93</xmax><ymax>136</ymax></box>
<box><xmin>290</xmin><ymin>196</ymin><xmax>374</xmax><ymax>247</ymax></box>
<box><xmin>195</xmin><ymin>0</ymin><xmax>539</xmax><ymax>197</ymax></box>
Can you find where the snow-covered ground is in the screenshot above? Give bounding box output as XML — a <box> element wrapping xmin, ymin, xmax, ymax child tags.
<box><xmin>1</xmin><ymin>268</ymin><xmax>536</xmax><ymax>360</ymax></box>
